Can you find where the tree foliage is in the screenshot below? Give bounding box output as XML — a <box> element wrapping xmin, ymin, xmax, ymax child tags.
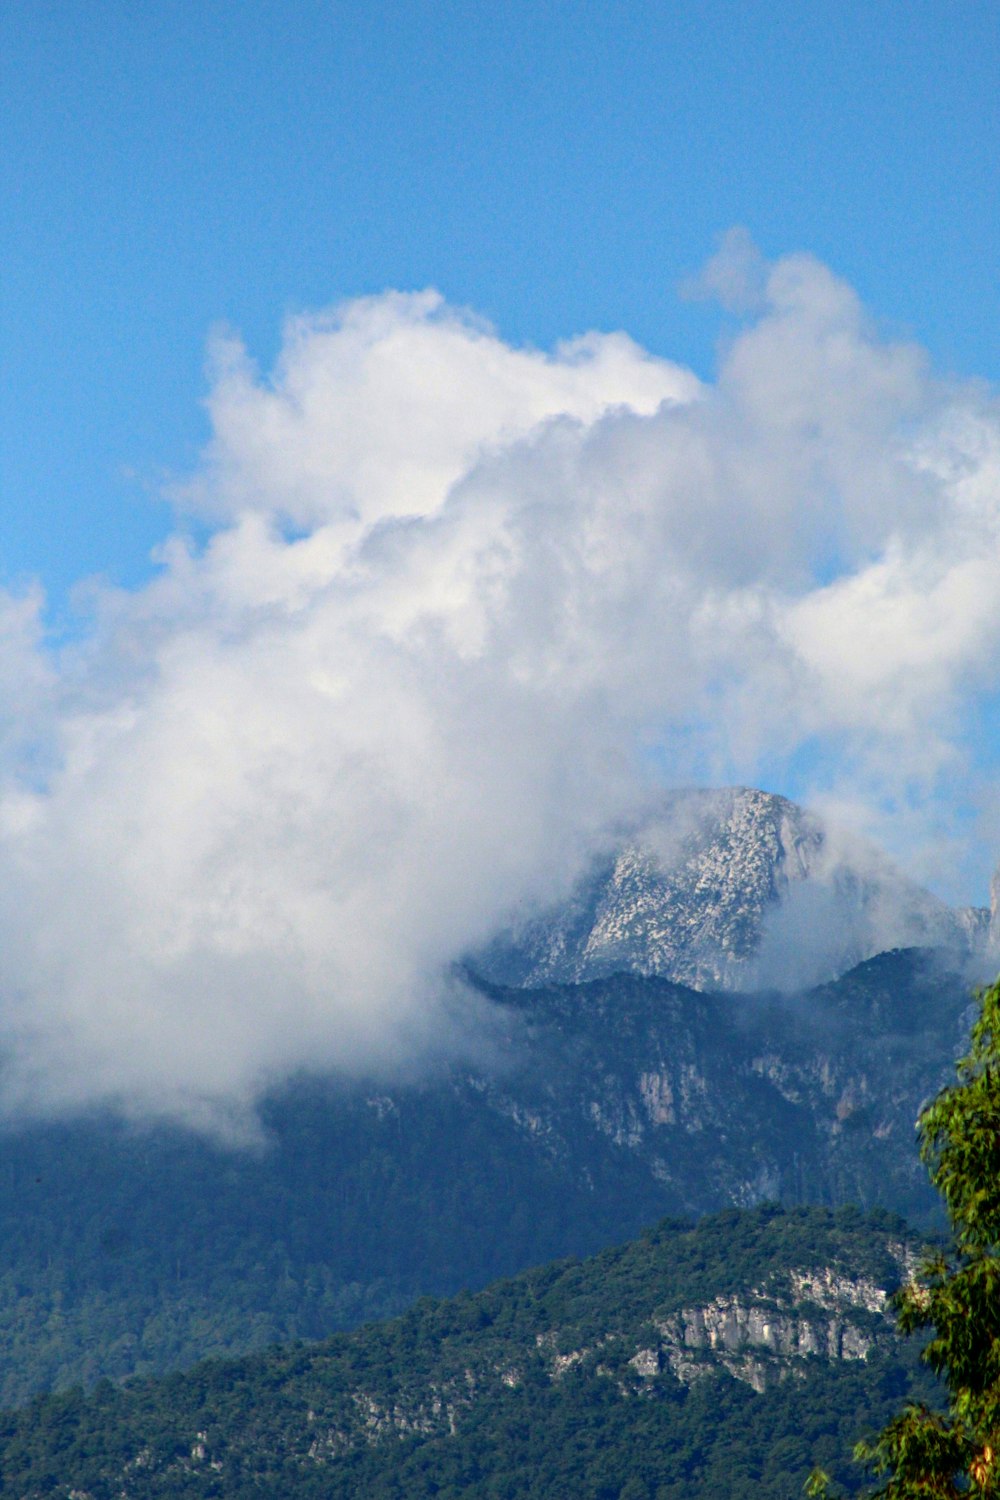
<box><xmin>810</xmin><ymin>976</ymin><xmax>1000</xmax><ymax>1498</ymax></box>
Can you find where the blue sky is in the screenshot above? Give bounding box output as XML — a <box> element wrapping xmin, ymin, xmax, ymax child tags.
<box><xmin>3</xmin><ymin>0</ymin><xmax>998</xmax><ymax>609</ymax></box>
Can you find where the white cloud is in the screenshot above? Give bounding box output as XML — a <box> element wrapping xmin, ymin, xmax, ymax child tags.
<box><xmin>0</xmin><ymin>253</ymin><xmax>998</xmax><ymax>1125</ymax></box>
<box><xmin>182</xmin><ymin>291</ymin><xmax>698</xmax><ymax>533</ymax></box>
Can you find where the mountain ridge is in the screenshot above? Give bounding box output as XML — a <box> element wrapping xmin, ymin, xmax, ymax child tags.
<box><xmin>475</xmin><ymin>787</ymin><xmax>994</xmax><ymax>993</ymax></box>
<box><xmin>0</xmin><ymin>947</ymin><xmax>973</xmax><ymax>1404</ymax></box>
<box><xmin>0</xmin><ymin>1204</ymin><xmax>937</xmax><ymax>1499</ymax></box>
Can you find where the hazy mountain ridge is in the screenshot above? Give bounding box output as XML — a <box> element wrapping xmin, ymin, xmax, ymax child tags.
<box><xmin>476</xmin><ymin>948</ymin><xmax>971</xmax><ymax>1222</ymax></box>
<box><xmin>476</xmin><ymin>787</ymin><xmax>994</xmax><ymax>993</ymax></box>
<box><xmin>0</xmin><ymin>1205</ymin><xmax>935</xmax><ymax>1499</ymax></box>
<box><xmin>0</xmin><ymin>786</ymin><xmax>985</xmax><ymax>1405</ymax></box>
<box><xmin>0</xmin><ymin>948</ymin><xmax>972</xmax><ymax>1405</ymax></box>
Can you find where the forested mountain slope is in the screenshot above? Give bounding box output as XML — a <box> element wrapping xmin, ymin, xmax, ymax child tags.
<box><xmin>0</xmin><ymin>949</ymin><xmax>971</xmax><ymax>1404</ymax></box>
<box><xmin>0</xmin><ymin>1205</ymin><xmax>937</xmax><ymax>1499</ymax></box>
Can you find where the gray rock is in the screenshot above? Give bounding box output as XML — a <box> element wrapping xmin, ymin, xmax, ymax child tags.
<box><xmin>476</xmin><ymin>787</ymin><xmax>990</xmax><ymax>992</ymax></box>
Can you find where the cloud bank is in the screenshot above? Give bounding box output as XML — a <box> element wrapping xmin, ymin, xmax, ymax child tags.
<box><xmin>0</xmin><ymin>250</ymin><xmax>998</xmax><ymax>1125</ymax></box>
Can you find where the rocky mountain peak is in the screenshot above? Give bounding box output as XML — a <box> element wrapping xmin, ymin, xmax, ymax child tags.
<box><xmin>475</xmin><ymin>787</ymin><xmax>988</xmax><ymax>993</ymax></box>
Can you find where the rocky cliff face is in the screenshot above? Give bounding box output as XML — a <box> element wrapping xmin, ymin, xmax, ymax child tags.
<box><xmin>326</xmin><ymin>1260</ymin><xmax>903</xmax><ymax>1441</ymax></box>
<box><xmin>476</xmin><ymin>787</ymin><xmax>989</xmax><ymax>992</ymax></box>
<box><xmin>649</xmin><ymin>1264</ymin><xmax>901</xmax><ymax>1392</ymax></box>
<box><xmin>472</xmin><ymin>947</ymin><xmax>972</xmax><ymax>1227</ymax></box>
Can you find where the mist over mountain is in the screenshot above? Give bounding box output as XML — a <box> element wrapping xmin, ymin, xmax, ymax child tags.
<box><xmin>0</xmin><ymin>945</ymin><xmax>974</xmax><ymax>1405</ymax></box>
<box><xmin>0</xmin><ymin>251</ymin><xmax>996</xmax><ymax>1475</ymax></box>
<box><xmin>0</xmin><ymin>765</ymin><xmax>990</xmax><ymax>1403</ymax></box>
<box><xmin>476</xmin><ymin>787</ymin><xmax>996</xmax><ymax>994</ymax></box>
<box><xmin>0</xmin><ymin>250</ymin><xmax>998</xmax><ymax>1126</ymax></box>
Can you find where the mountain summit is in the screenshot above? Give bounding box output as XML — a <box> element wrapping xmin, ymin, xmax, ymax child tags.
<box><xmin>476</xmin><ymin>788</ymin><xmax>989</xmax><ymax>992</ymax></box>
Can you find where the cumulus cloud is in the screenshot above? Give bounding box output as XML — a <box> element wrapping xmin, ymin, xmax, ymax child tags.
<box><xmin>682</xmin><ymin>225</ymin><xmax>769</xmax><ymax>314</ymax></box>
<box><xmin>0</xmin><ymin>251</ymin><xmax>998</xmax><ymax>1126</ymax></box>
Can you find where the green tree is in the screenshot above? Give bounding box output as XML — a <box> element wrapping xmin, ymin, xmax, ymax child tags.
<box><xmin>809</xmin><ymin>977</ymin><xmax>1000</xmax><ymax>1498</ymax></box>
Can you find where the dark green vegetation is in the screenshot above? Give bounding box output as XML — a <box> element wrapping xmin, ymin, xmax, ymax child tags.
<box><xmin>811</xmin><ymin>976</ymin><xmax>1000</xmax><ymax>1498</ymax></box>
<box><xmin>0</xmin><ymin>948</ymin><xmax>971</xmax><ymax>1403</ymax></box>
<box><xmin>0</xmin><ymin>1205</ymin><xmax>940</xmax><ymax>1499</ymax></box>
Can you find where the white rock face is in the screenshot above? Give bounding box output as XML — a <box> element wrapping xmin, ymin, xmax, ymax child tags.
<box><xmin>648</xmin><ymin>1264</ymin><xmax>899</xmax><ymax>1391</ymax></box>
<box><xmin>989</xmin><ymin>864</ymin><xmax>1000</xmax><ymax>954</ymax></box>
<box><xmin>787</xmin><ymin>1268</ymin><xmax>887</xmax><ymax>1315</ymax></box>
<box><xmin>477</xmin><ymin>787</ymin><xmax>988</xmax><ymax>992</ymax></box>
<box><xmin>532</xmin><ymin>1252</ymin><xmax>901</xmax><ymax>1401</ymax></box>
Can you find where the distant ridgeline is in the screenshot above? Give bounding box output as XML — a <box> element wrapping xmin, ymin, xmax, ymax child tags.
<box><xmin>0</xmin><ymin>947</ymin><xmax>974</xmax><ymax>1405</ymax></box>
<box><xmin>0</xmin><ymin>1205</ymin><xmax>938</xmax><ymax>1499</ymax></box>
